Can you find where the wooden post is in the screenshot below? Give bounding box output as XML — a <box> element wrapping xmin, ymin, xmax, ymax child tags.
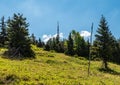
<box><xmin>88</xmin><ymin>23</ymin><xmax>93</xmax><ymax>76</ymax></box>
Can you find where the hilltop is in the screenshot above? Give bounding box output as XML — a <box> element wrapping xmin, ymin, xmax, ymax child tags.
<box><xmin>0</xmin><ymin>45</ymin><xmax>120</xmax><ymax>85</ymax></box>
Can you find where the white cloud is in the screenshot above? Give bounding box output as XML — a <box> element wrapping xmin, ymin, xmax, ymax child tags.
<box><xmin>80</xmin><ymin>31</ymin><xmax>91</xmax><ymax>38</ymax></box>
<box><xmin>42</xmin><ymin>34</ymin><xmax>52</xmax><ymax>43</ymax></box>
<box><xmin>52</xmin><ymin>33</ymin><xmax>63</xmax><ymax>38</ymax></box>
<box><xmin>60</xmin><ymin>33</ymin><xmax>64</xmax><ymax>38</ymax></box>
<box><xmin>53</xmin><ymin>34</ymin><xmax>57</xmax><ymax>38</ymax></box>
<box><xmin>42</xmin><ymin>33</ymin><xmax>64</xmax><ymax>43</ymax></box>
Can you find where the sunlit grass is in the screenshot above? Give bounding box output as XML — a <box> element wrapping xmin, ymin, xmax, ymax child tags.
<box><xmin>0</xmin><ymin>46</ymin><xmax>120</xmax><ymax>84</ymax></box>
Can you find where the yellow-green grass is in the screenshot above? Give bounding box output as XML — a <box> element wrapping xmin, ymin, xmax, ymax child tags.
<box><xmin>0</xmin><ymin>46</ymin><xmax>120</xmax><ymax>85</ymax></box>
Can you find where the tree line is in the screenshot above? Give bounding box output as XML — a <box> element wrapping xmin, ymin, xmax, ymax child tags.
<box><xmin>0</xmin><ymin>13</ymin><xmax>120</xmax><ymax>70</ymax></box>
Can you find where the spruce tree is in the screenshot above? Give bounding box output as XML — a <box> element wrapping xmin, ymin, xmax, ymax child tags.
<box><xmin>44</xmin><ymin>39</ymin><xmax>51</xmax><ymax>51</ymax></box>
<box><xmin>71</xmin><ymin>30</ymin><xmax>88</xmax><ymax>57</ymax></box>
<box><xmin>110</xmin><ymin>38</ymin><xmax>120</xmax><ymax>64</ymax></box>
<box><xmin>75</xmin><ymin>32</ymin><xmax>83</xmax><ymax>56</ymax></box>
<box><xmin>79</xmin><ymin>38</ymin><xmax>89</xmax><ymax>57</ymax></box>
<box><xmin>7</xmin><ymin>13</ymin><xmax>35</xmax><ymax>58</ymax></box>
<box><xmin>95</xmin><ymin>15</ymin><xmax>114</xmax><ymax>69</ymax></box>
<box><xmin>0</xmin><ymin>16</ymin><xmax>7</xmax><ymax>47</ymax></box>
<box><xmin>37</xmin><ymin>38</ymin><xmax>44</xmax><ymax>47</ymax></box>
<box><xmin>66</xmin><ymin>33</ymin><xmax>74</xmax><ymax>55</ymax></box>
<box><xmin>30</xmin><ymin>33</ymin><xmax>36</xmax><ymax>45</ymax></box>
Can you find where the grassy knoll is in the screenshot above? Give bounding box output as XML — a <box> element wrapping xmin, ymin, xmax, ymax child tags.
<box><xmin>0</xmin><ymin>46</ymin><xmax>120</xmax><ymax>85</ymax></box>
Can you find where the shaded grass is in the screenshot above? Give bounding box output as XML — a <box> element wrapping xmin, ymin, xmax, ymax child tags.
<box><xmin>99</xmin><ymin>67</ymin><xmax>120</xmax><ymax>75</ymax></box>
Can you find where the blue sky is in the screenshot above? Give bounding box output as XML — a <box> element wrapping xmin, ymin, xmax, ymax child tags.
<box><xmin>0</xmin><ymin>0</ymin><xmax>120</xmax><ymax>41</ymax></box>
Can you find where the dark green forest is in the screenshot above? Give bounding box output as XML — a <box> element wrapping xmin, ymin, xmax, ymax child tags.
<box><xmin>0</xmin><ymin>13</ymin><xmax>120</xmax><ymax>70</ymax></box>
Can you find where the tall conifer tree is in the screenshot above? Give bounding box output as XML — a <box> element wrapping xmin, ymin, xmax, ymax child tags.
<box><xmin>0</xmin><ymin>16</ymin><xmax>7</xmax><ymax>47</ymax></box>
<box><xmin>7</xmin><ymin>13</ymin><xmax>35</xmax><ymax>58</ymax></box>
<box><xmin>95</xmin><ymin>15</ymin><xmax>114</xmax><ymax>69</ymax></box>
<box><xmin>66</xmin><ymin>33</ymin><xmax>74</xmax><ymax>55</ymax></box>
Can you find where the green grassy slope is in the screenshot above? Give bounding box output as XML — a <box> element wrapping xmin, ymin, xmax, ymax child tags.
<box><xmin>0</xmin><ymin>46</ymin><xmax>120</xmax><ymax>85</ymax></box>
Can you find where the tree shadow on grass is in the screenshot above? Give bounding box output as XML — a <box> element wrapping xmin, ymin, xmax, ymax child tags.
<box><xmin>98</xmin><ymin>68</ymin><xmax>120</xmax><ymax>76</ymax></box>
<box><xmin>1</xmin><ymin>50</ymin><xmax>35</xmax><ymax>61</ymax></box>
<box><xmin>1</xmin><ymin>54</ymin><xmax>35</xmax><ymax>61</ymax></box>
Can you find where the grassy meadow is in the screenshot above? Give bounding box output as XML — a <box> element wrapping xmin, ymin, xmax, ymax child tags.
<box><xmin>0</xmin><ymin>45</ymin><xmax>120</xmax><ymax>85</ymax></box>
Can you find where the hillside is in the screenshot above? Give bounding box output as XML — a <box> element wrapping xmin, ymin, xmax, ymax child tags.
<box><xmin>0</xmin><ymin>46</ymin><xmax>120</xmax><ymax>85</ymax></box>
